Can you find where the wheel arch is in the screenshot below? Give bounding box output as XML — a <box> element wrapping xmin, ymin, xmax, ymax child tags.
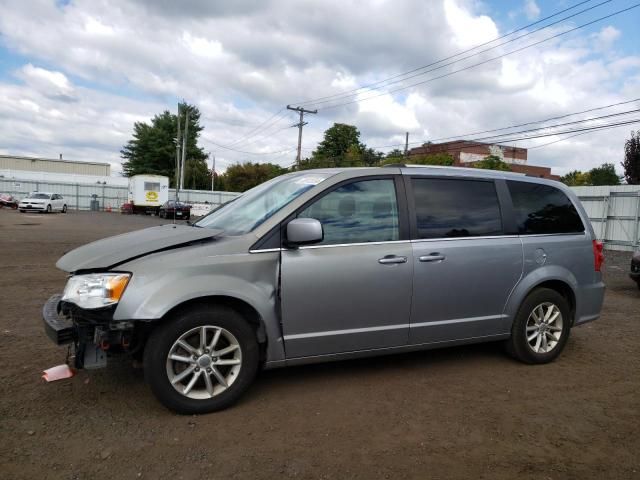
<box><xmin>504</xmin><ymin>266</ymin><xmax>578</xmax><ymax>327</ymax></box>
<box><xmin>135</xmin><ymin>294</ymin><xmax>273</xmax><ymax>364</ymax></box>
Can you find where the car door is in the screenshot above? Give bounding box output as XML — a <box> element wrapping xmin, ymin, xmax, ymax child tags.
<box><xmin>55</xmin><ymin>195</ymin><xmax>64</xmax><ymax>211</ymax></box>
<box><xmin>281</xmin><ymin>176</ymin><xmax>413</xmax><ymax>358</ymax></box>
<box><xmin>406</xmin><ymin>176</ymin><xmax>523</xmax><ymax>344</ymax></box>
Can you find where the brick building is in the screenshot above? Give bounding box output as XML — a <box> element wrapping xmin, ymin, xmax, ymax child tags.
<box><xmin>408</xmin><ymin>140</ymin><xmax>559</xmax><ymax>180</ymax></box>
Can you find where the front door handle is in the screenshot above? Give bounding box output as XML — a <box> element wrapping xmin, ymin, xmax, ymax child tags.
<box><xmin>378</xmin><ymin>255</ymin><xmax>407</xmax><ymax>265</ymax></box>
<box><xmin>419</xmin><ymin>253</ymin><xmax>446</xmax><ymax>262</ymax></box>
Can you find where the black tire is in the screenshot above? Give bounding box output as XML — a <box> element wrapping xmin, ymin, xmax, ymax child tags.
<box><xmin>19</xmin><ymin>209</ymin><xmax>25</xmax><ymax>213</ymax></box>
<box><xmin>46</xmin><ymin>204</ymin><xmax>52</xmax><ymax>213</ymax></box>
<box><xmin>144</xmin><ymin>305</ymin><xmax>260</xmax><ymax>414</ymax></box>
<box><xmin>184</xmin><ymin>215</ymin><xmax>190</xmax><ymax>221</ymax></box>
<box><xmin>505</xmin><ymin>288</ymin><xmax>571</xmax><ymax>364</ymax></box>
<box><xmin>62</xmin><ymin>204</ymin><xmax>67</xmax><ymax>213</ymax></box>
<box><xmin>159</xmin><ymin>210</ymin><xmax>164</xmax><ymax>218</ymax></box>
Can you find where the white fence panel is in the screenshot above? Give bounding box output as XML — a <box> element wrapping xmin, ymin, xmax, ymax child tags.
<box><xmin>571</xmin><ymin>186</ymin><xmax>640</xmax><ymax>251</ymax></box>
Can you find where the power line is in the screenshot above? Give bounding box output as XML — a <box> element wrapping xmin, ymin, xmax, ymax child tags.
<box><xmin>299</xmin><ymin>0</ymin><xmax>612</xmax><ymax>108</ymax></box>
<box><xmin>317</xmin><ymin>3</ymin><xmax>640</xmax><ymax>111</ymax></box>
<box><xmin>208</xmin><ymin>140</ymin><xmax>297</xmax><ymax>156</ymax></box>
<box><xmin>425</xmin><ymin>98</ymin><xmax>640</xmax><ymax>144</ymax></box>
<box><xmin>217</xmin><ymin>108</ymin><xmax>288</xmax><ymax>148</ymax></box>
<box><xmin>286</xmin><ymin>118</ymin><xmax>640</xmax><ymax>169</ymax></box>
<box><xmin>292</xmin><ymin>0</ymin><xmax>597</xmax><ymax>107</ymax></box>
<box><xmin>221</xmin><ymin>0</ymin><xmax>606</xmax><ymax>147</ymax></box>
<box><xmin>328</xmin><ymin>99</ymin><xmax>640</xmax><ymax>153</ymax></box>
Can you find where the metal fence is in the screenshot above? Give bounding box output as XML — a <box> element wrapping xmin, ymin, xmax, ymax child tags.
<box><xmin>3</xmin><ymin>176</ymin><xmax>637</xmax><ymax>251</ymax></box>
<box><xmin>0</xmin><ymin>177</ymin><xmax>240</xmax><ymax>211</ymax></box>
<box><xmin>572</xmin><ymin>185</ymin><xmax>640</xmax><ymax>252</ymax></box>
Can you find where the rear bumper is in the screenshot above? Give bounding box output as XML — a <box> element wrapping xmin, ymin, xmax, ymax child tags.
<box><xmin>574</xmin><ymin>281</ymin><xmax>606</xmax><ymax>326</ymax></box>
<box><xmin>42</xmin><ymin>294</ymin><xmax>75</xmax><ymax>345</ymax></box>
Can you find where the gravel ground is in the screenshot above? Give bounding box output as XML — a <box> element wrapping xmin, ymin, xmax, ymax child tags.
<box><xmin>0</xmin><ymin>209</ymin><xmax>638</xmax><ymax>480</ymax></box>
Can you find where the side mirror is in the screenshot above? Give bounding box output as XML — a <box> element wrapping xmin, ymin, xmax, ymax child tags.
<box><xmin>286</xmin><ymin>218</ymin><xmax>323</xmax><ymax>247</ymax></box>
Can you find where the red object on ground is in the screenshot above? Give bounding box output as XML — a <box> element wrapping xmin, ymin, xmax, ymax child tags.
<box><xmin>42</xmin><ymin>364</ymin><xmax>76</xmax><ymax>382</ymax></box>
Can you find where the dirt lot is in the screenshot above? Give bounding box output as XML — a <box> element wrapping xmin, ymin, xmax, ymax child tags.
<box><xmin>0</xmin><ymin>209</ymin><xmax>638</xmax><ymax>480</ymax></box>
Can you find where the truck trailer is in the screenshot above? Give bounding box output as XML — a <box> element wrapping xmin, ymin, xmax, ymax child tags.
<box><xmin>125</xmin><ymin>175</ymin><xmax>169</xmax><ymax>215</ymax></box>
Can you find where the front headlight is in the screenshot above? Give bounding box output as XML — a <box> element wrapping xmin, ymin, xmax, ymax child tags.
<box><xmin>62</xmin><ymin>273</ymin><xmax>131</xmax><ymax>309</ymax></box>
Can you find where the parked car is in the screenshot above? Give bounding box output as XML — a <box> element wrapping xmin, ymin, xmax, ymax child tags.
<box><xmin>631</xmin><ymin>251</ymin><xmax>640</xmax><ymax>290</ymax></box>
<box><xmin>120</xmin><ymin>202</ymin><xmax>134</xmax><ymax>214</ymax></box>
<box><xmin>0</xmin><ymin>193</ymin><xmax>18</xmax><ymax>209</ymax></box>
<box><xmin>19</xmin><ymin>192</ymin><xmax>67</xmax><ymax>213</ymax></box>
<box><xmin>43</xmin><ymin>166</ymin><xmax>605</xmax><ymax>414</ymax></box>
<box><xmin>158</xmin><ymin>201</ymin><xmax>191</xmax><ymax>220</ymax></box>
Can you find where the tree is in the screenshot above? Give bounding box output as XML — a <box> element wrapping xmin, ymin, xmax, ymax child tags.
<box><xmin>472</xmin><ymin>155</ymin><xmax>511</xmax><ymax>171</ymax></box>
<box><xmin>588</xmin><ymin>163</ymin><xmax>620</xmax><ymax>186</ymax></box>
<box><xmin>560</xmin><ymin>170</ymin><xmax>591</xmax><ymax>186</ymax></box>
<box><xmin>622</xmin><ymin>130</ymin><xmax>640</xmax><ymax>184</ymax></box>
<box><xmin>121</xmin><ymin>103</ymin><xmax>209</xmax><ymax>188</ymax></box>
<box><xmin>410</xmin><ymin>153</ymin><xmax>454</xmax><ymax>166</ymax></box>
<box><xmin>219</xmin><ymin>162</ymin><xmax>287</xmax><ymax>192</ymax></box>
<box><xmin>384</xmin><ymin>149</ymin><xmax>405</xmax><ymax>162</ymax></box>
<box><xmin>298</xmin><ymin>123</ymin><xmax>364</xmax><ymax>169</ymax></box>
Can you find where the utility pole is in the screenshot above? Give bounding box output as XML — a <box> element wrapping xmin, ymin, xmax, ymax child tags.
<box><xmin>404</xmin><ymin>132</ymin><xmax>409</xmax><ymax>160</ymax></box>
<box><xmin>180</xmin><ymin>107</ymin><xmax>189</xmax><ymax>191</ymax></box>
<box><xmin>210</xmin><ymin>152</ymin><xmax>215</xmax><ymax>191</ymax></box>
<box><xmin>175</xmin><ymin>104</ymin><xmax>181</xmax><ymax>203</ymax></box>
<box><xmin>287</xmin><ymin>105</ymin><xmax>317</xmax><ymax>166</ymax></box>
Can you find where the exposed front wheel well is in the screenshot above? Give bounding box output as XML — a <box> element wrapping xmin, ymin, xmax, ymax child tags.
<box><xmin>530</xmin><ymin>280</ymin><xmax>576</xmax><ymax>326</ymax></box>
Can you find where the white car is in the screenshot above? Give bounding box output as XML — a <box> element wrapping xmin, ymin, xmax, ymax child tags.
<box><xmin>19</xmin><ymin>192</ymin><xmax>67</xmax><ymax>213</ymax></box>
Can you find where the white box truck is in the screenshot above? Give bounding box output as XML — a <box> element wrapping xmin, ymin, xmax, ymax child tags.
<box><xmin>126</xmin><ymin>175</ymin><xmax>169</xmax><ymax>215</ymax></box>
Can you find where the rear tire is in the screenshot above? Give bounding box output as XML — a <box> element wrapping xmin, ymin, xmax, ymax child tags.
<box><xmin>144</xmin><ymin>305</ymin><xmax>260</xmax><ymax>414</ymax></box>
<box><xmin>506</xmin><ymin>288</ymin><xmax>571</xmax><ymax>364</ymax></box>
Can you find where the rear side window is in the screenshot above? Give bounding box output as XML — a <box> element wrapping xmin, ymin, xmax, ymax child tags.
<box><xmin>507</xmin><ymin>181</ymin><xmax>584</xmax><ymax>234</ymax></box>
<box><xmin>411</xmin><ymin>178</ymin><xmax>502</xmax><ymax>239</ymax></box>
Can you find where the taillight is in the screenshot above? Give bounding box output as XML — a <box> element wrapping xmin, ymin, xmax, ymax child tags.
<box><xmin>593</xmin><ymin>240</ymin><xmax>604</xmax><ymax>272</ymax></box>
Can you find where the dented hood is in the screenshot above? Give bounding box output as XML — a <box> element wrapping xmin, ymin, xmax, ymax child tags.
<box><xmin>56</xmin><ymin>224</ymin><xmax>223</xmax><ymax>272</ymax></box>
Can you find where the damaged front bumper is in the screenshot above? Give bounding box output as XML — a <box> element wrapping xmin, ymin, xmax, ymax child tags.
<box><xmin>42</xmin><ymin>294</ymin><xmax>136</xmax><ymax>369</ymax></box>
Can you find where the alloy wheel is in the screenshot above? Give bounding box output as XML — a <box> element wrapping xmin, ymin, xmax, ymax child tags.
<box><xmin>166</xmin><ymin>326</ymin><xmax>242</xmax><ymax>399</ymax></box>
<box><xmin>526</xmin><ymin>302</ymin><xmax>564</xmax><ymax>354</ymax></box>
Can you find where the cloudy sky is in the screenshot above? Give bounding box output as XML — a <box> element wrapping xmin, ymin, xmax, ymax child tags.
<box><xmin>0</xmin><ymin>0</ymin><xmax>638</xmax><ymax>176</ymax></box>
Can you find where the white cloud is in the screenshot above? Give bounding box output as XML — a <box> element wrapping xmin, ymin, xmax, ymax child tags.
<box><xmin>592</xmin><ymin>26</ymin><xmax>621</xmax><ymax>52</ymax></box>
<box><xmin>444</xmin><ymin>0</ymin><xmax>498</xmax><ymax>48</ymax></box>
<box><xmin>0</xmin><ymin>0</ymin><xmax>637</xmax><ymax>177</ymax></box>
<box><xmin>523</xmin><ymin>0</ymin><xmax>540</xmax><ymax>21</ymax></box>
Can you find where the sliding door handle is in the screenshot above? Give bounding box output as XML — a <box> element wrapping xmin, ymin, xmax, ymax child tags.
<box><xmin>419</xmin><ymin>253</ymin><xmax>446</xmax><ymax>262</ymax></box>
<box><xmin>378</xmin><ymin>255</ymin><xmax>407</xmax><ymax>265</ymax></box>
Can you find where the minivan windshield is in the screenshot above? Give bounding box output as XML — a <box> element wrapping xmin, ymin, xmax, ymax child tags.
<box><xmin>194</xmin><ymin>172</ymin><xmax>332</xmax><ymax>235</ymax></box>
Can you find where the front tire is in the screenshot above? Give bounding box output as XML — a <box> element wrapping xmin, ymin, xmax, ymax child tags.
<box><xmin>62</xmin><ymin>204</ymin><xmax>67</xmax><ymax>213</ymax></box>
<box><xmin>506</xmin><ymin>288</ymin><xmax>571</xmax><ymax>364</ymax></box>
<box><xmin>46</xmin><ymin>204</ymin><xmax>52</xmax><ymax>213</ymax></box>
<box><xmin>144</xmin><ymin>305</ymin><xmax>260</xmax><ymax>414</ymax></box>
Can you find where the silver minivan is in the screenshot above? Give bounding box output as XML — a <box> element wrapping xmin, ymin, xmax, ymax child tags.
<box><xmin>43</xmin><ymin>166</ymin><xmax>605</xmax><ymax>413</ymax></box>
